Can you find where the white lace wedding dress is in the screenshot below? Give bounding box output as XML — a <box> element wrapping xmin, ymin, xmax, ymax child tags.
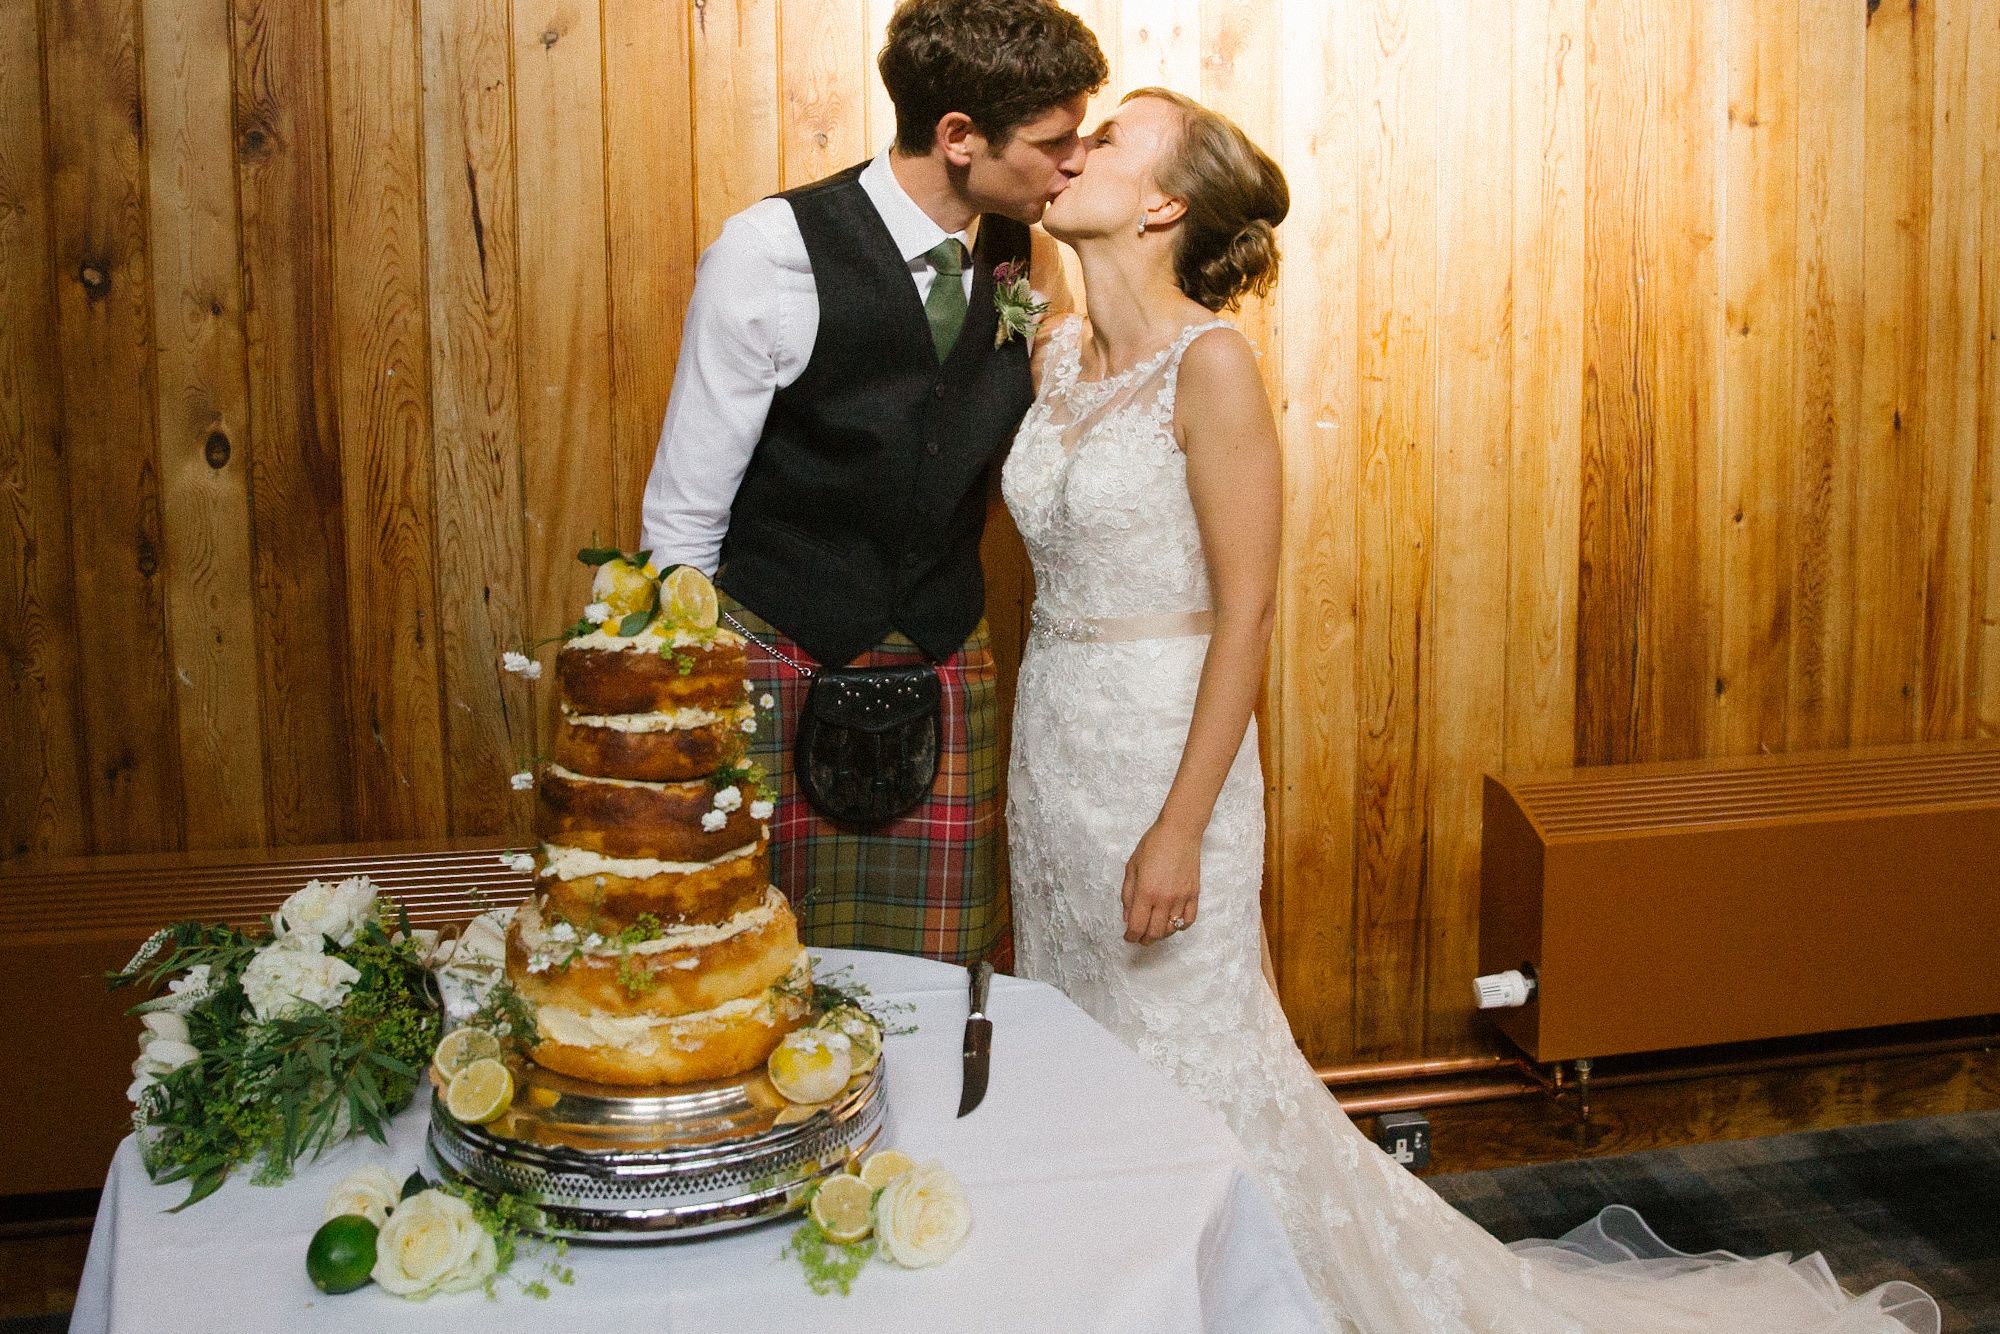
<box><xmin>1001</xmin><ymin>315</ymin><xmax>1939</xmax><ymax>1334</ymax></box>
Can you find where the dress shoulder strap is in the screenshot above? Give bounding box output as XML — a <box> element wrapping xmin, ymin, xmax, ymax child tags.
<box><xmin>1045</xmin><ymin>313</ymin><xmax>1087</xmax><ymax>393</ymax></box>
<box><xmin>1157</xmin><ymin>319</ymin><xmax>1237</xmax><ymax>419</ymax></box>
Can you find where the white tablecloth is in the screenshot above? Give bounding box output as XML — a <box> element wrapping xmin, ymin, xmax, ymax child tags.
<box><xmin>74</xmin><ymin>948</ymin><xmax>1320</xmax><ymax>1333</ymax></box>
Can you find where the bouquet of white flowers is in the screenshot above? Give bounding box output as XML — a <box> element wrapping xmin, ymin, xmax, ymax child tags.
<box><xmin>108</xmin><ymin>876</ymin><xmax>444</xmax><ymax>1209</ymax></box>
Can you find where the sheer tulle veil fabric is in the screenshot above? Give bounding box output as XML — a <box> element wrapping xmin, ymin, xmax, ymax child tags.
<box><xmin>1001</xmin><ymin>316</ymin><xmax>1939</xmax><ymax>1334</ymax></box>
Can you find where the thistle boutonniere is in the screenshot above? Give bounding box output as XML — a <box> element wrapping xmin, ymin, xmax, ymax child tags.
<box><xmin>992</xmin><ymin>260</ymin><xmax>1050</xmax><ymax>348</ymax></box>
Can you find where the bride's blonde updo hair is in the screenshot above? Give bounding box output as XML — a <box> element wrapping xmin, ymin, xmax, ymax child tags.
<box><xmin>1125</xmin><ymin>87</ymin><xmax>1289</xmax><ymax>312</ymax></box>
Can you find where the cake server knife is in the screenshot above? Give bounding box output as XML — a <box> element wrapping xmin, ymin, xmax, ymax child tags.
<box><xmin>956</xmin><ymin>961</ymin><xmax>993</xmax><ymax>1118</ymax></box>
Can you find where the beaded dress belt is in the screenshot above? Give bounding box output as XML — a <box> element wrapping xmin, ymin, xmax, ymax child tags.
<box><xmin>1030</xmin><ymin>606</ymin><xmax>1216</xmax><ymax>643</ymax></box>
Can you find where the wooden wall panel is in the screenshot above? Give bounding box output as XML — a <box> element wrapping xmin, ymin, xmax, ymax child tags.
<box><xmin>420</xmin><ymin>0</ymin><xmax>531</xmax><ymax>836</ymax></box>
<box><xmin>325</xmin><ymin>0</ymin><xmax>447</xmax><ymax>840</ymax></box>
<box><xmin>512</xmin><ymin>0</ymin><xmax>616</xmax><ymax>769</ymax></box>
<box><xmin>1788</xmin><ymin>0</ymin><xmax>1865</xmax><ymax>753</ymax></box>
<box><xmin>1852</xmin><ymin>0</ymin><xmax>1932</xmax><ymax>746</ymax></box>
<box><xmin>231</xmin><ymin>0</ymin><xmax>355</xmax><ymax>847</ymax></box>
<box><xmin>1265</xmin><ymin>0</ymin><xmax>1360</xmax><ymax>1062</ymax></box>
<box><xmin>46</xmin><ymin>0</ymin><xmax>188</xmax><ymax>853</ymax></box>
<box><xmin>604</xmin><ymin>0</ymin><xmax>697</xmax><ymax>557</ymax></box>
<box><xmin>142</xmin><ymin>0</ymin><xmax>267</xmax><ymax>850</ymax></box>
<box><xmin>1351</xmin><ymin>0</ymin><xmax>1438</xmax><ymax>1060</ymax></box>
<box><xmin>6</xmin><ymin>0</ymin><xmax>2000</xmax><ymax>1075</ymax></box>
<box><xmin>0</xmin><ymin>0</ymin><xmax>86</xmax><ymax>857</ymax></box>
<box><xmin>1425</xmin><ymin>0</ymin><xmax>1513</xmax><ymax>1059</ymax></box>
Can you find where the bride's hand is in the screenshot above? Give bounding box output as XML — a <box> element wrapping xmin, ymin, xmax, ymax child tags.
<box><xmin>1121</xmin><ymin>821</ymin><xmax>1202</xmax><ymax>945</ymax></box>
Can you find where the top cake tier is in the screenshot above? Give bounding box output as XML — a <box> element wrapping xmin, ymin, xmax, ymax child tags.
<box><xmin>554</xmin><ymin>631</ymin><xmax>752</xmax><ymax>783</ymax></box>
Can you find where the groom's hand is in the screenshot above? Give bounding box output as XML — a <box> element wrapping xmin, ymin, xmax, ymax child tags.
<box><xmin>1121</xmin><ymin>821</ymin><xmax>1203</xmax><ymax>945</ymax></box>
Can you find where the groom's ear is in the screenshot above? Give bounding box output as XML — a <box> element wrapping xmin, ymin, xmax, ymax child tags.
<box><xmin>935</xmin><ymin>111</ymin><xmax>984</xmax><ymax>168</ymax></box>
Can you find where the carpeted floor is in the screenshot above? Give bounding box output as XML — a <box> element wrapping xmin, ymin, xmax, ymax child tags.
<box><xmin>1430</xmin><ymin>1108</ymin><xmax>2000</xmax><ymax>1332</ymax></box>
<box><xmin>8</xmin><ymin>1110</ymin><xmax>1994</xmax><ymax>1333</ymax></box>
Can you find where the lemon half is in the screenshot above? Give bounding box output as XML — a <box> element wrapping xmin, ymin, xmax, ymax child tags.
<box><xmin>662</xmin><ymin>564</ymin><xmax>720</xmax><ymax>632</ymax></box>
<box><xmin>431</xmin><ymin>1026</ymin><xmax>501</xmax><ymax>1082</ymax></box>
<box><xmin>445</xmin><ymin>1057</ymin><xmax>514</xmax><ymax>1125</ymax></box>
<box><xmin>767</xmin><ymin>1028</ymin><xmax>853</xmax><ymax>1104</ymax></box>
<box><xmin>858</xmin><ymin>1149</ymin><xmax>914</xmax><ymax>1191</ymax></box>
<box><xmin>809</xmin><ymin>1173</ymin><xmax>875</xmax><ymax>1244</ymax></box>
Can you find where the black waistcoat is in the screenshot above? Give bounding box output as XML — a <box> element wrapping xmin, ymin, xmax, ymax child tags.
<box><xmin>716</xmin><ymin>163</ymin><xmax>1035</xmax><ymax>667</ymax></box>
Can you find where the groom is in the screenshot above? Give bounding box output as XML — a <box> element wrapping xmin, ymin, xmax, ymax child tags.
<box><xmin>640</xmin><ymin>0</ymin><xmax>1106</xmax><ymax>966</ymax></box>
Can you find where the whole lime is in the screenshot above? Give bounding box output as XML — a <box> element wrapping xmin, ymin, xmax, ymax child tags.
<box><xmin>306</xmin><ymin>1214</ymin><xmax>379</xmax><ymax>1294</ymax></box>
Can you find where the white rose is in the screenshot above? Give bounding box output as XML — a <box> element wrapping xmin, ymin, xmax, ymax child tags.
<box><xmin>326</xmin><ymin>1165</ymin><xmax>404</xmax><ymax>1227</ymax></box>
<box><xmin>274</xmin><ymin>876</ymin><xmax>378</xmax><ymax>947</ymax></box>
<box><xmin>371</xmin><ymin>1189</ymin><xmax>498</xmax><ymax>1299</ymax></box>
<box><xmin>128</xmin><ymin>1013</ymin><xmax>201</xmax><ymax>1103</ymax></box>
<box><xmin>749</xmin><ymin>799</ymin><xmax>774</xmax><ymax>821</ymax></box>
<box><xmin>713</xmin><ymin>784</ymin><xmax>742</xmax><ymax>813</ymax></box>
<box><xmin>140</xmin><ymin>1011</ymin><xmax>190</xmax><ymax>1046</ymax></box>
<box><xmin>240</xmin><ymin>938</ymin><xmax>361</xmax><ymax>1021</ymax></box>
<box><xmin>583</xmin><ymin>601</ymin><xmax>612</xmax><ymax>625</ymax></box>
<box><xmin>875</xmin><ymin>1164</ymin><xmax>971</xmax><ymax>1268</ymax></box>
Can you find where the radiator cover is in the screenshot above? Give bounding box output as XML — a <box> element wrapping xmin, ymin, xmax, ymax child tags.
<box><xmin>1478</xmin><ymin>742</ymin><xmax>2000</xmax><ymax>1063</ymax></box>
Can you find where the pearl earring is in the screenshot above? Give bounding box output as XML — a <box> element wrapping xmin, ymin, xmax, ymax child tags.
<box><xmin>1137</xmin><ymin>212</ymin><xmax>1147</xmax><ymax>235</ymax></box>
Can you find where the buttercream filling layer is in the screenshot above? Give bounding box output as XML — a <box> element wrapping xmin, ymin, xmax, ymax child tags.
<box><xmin>538</xmin><ymin>839</ymin><xmax>759</xmax><ymax>882</ymax></box>
<box><xmin>535</xmin><ymin>954</ymin><xmax>809</xmax><ymax>1054</ymax></box>
<box><xmin>518</xmin><ymin>889</ymin><xmax>784</xmax><ymax>972</ymax></box>
<box><xmin>564</xmin><ymin>627</ymin><xmax>741</xmax><ymax>654</ymax></box>
<box><xmin>560</xmin><ymin>702</ymin><xmax>752</xmax><ymax>733</ymax></box>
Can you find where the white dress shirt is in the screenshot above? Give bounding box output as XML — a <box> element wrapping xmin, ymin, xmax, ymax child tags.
<box><xmin>640</xmin><ymin>149</ymin><xmax>1069</xmax><ymax>571</ymax></box>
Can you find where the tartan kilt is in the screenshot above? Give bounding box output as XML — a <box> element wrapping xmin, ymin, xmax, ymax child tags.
<box><xmin>722</xmin><ymin>595</ymin><xmax>1012</xmax><ymax>969</ymax></box>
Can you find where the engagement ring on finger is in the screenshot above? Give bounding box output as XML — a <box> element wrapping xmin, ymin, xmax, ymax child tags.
<box><xmin>1169</xmin><ymin>916</ymin><xmax>1188</xmax><ymax>932</ymax></box>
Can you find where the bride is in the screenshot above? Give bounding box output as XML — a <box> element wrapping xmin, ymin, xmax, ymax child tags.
<box><xmin>1002</xmin><ymin>87</ymin><xmax>1938</xmax><ymax>1334</ymax></box>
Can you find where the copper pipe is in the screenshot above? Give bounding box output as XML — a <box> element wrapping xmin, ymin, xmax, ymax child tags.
<box><xmin>1334</xmin><ymin>1078</ymin><xmax>1546</xmax><ymax>1116</ymax></box>
<box><xmin>1319</xmin><ymin>1030</ymin><xmax>1996</xmax><ymax>1118</ymax></box>
<box><xmin>1315</xmin><ymin>1054</ymin><xmax>1527</xmax><ymax>1086</ymax></box>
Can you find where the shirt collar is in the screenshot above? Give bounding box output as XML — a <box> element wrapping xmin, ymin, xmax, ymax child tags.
<box><xmin>860</xmin><ymin>147</ymin><xmax>981</xmax><ymax>265</ymax></box>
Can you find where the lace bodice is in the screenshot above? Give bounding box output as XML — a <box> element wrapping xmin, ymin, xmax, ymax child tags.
<box><xmin>1000</xmin><ymin>315</ymin><xmax>1229</xmax><ymax>620</ymax></box>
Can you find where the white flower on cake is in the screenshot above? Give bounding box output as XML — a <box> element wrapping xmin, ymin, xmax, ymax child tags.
<box><xmin>498</xmin><ymin>852</ymin><xmax>535</xmax><ymax>874</ymax></box>
<box><xmin>240</xmin><ymin>936</ymin><xmax>361</xmax><ymax>1021</ymax></box>
<box><xmin>509</xmin><ymin>770</ymin><xmax>535</xmax><ymax>791</ymax></box>
<box><xmin>713</xmin><ymin>784</ymin><xmax>743</xmax><ymax>813</ymax></box>
<box><xmin>749</xmin><ymin>799</ymin><xmax>774</xmax><ymax>820</ymax></box>
<box><xmin>498</xmin><ymin>650</ymin><xmax>543</xmax><ymax>679</ymax></box>
<box><xmin>875</xmin><ymin>1163</ymin><xmax>972</xmax><ymax>1268</ymax></box>
<box><xmin>127</xmin><ymin>1012</ymin><xmax>200</xmax><ymax>1103</ymax></box>
<box><xmin>583</xmin><ymin>601</ymin><xmax>612</xmax><ymax>625</ymax></box>
<box><xmin>740</xmin><ymin>716</ymin><xmax>757</xmax><ymax>733</ymax></box>
<box><xmin>325</xmin><ymin>1165</ymin><xmax>403</xmax><ymax>1227</ymax></box>
<box><xmin>701</xmin><ymin>809</ymin><xmax>727</xmax><ymax>832</ymax></box>
<box><xmin>759</xmin><ymin>692</ymin><xmax>775</xmax><ymax>708</ymax></box>
<box><xmin>371</xmin><ymin>1188</ymin><xmax>499</xmax><ymax>1299</ymax></box>
<box><xmin>273</xmin><ymin>875</ymin><xmax>377</xmax><ymax>948</ymax></box>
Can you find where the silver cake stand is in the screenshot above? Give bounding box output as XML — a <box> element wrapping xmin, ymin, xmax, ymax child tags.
<box><xmin>427</xmin><ymin>1053</ymin><xmax>887</xmax><ymax>1243</ymax></box>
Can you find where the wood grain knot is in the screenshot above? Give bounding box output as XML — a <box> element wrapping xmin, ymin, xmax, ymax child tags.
<box><xmin>204</xmin><ymin>430</ymin><xmax>231</xmax><ymax>470</ymax></box>
<box><xmin>77</xmin><ymin>263</ymin><xmax>109</xmax><ymax>301</ymax></box>
<box><xmin>136</xmin><ymin>540</ymin><xmax>158</xmax><ymax>578</ymax></box>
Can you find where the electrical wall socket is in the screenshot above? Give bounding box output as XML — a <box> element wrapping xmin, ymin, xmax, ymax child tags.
<box><xmin>1374</xmin><ymin>1110</ymin><xmax>1431</xmax><ymax>1170</ymax></box>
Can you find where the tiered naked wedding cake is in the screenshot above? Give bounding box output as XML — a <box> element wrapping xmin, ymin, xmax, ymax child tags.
<box><xmin>505</xmin><ymin>556</ymin><xmax>812</xmax><ymax>1086</ymax></box>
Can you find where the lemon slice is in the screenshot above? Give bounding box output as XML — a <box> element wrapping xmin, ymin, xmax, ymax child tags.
<box><xmin>445</xmin><ymin>1057</ymin><xmax>514</xmax><ymax>1125</ymax></box>
<box><xmin>767</xmin><ymin>1028</ymin><xmax>853</xmax><ymax>1104</ymax></box>
<box><xmin>809</xmin><ymin>1174</ymin><xmax>875</xmax><ymax>1244</ymax></box>
<box><xmin>772</xmin><ymin>1101</ymin><xmax>826</xmax><ymax>1126</ymax></box>
<box><xmin>858</xmin><ymin>1148</ymin><xmax>915</xmax><ymax>1191</ymax></box>
<box><xmin>431</xmin><ymin>1026</ymin><xmax>501</xmax><ymax>1082</ymax></box>
<box><xmin>661</xmin><ymin>564</ymin><xmax>719</xmax><ymax>632</ymax></box>
<box><xmin>591</xmin><ymin>558</ymin><xmax>658</xmax><ymax>618</ymax></box>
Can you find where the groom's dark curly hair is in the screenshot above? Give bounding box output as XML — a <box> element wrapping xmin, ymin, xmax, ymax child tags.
<box><xmin>879</xmin><ymin>0</ymin><xmax>1107</xmax><ymax>154</ymax></box>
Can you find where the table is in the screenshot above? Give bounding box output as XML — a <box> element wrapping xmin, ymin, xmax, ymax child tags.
<box><xmin>73</xmin><ymin>949</ymin><xmax>1322</xmax><ymax>1333</ymax></box>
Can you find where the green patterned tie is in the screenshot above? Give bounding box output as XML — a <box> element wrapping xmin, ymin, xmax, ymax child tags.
<box><xmin>923</xmin><ymin>238</ymin><xmax>969</xmax><ymax>362</ymax></box>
